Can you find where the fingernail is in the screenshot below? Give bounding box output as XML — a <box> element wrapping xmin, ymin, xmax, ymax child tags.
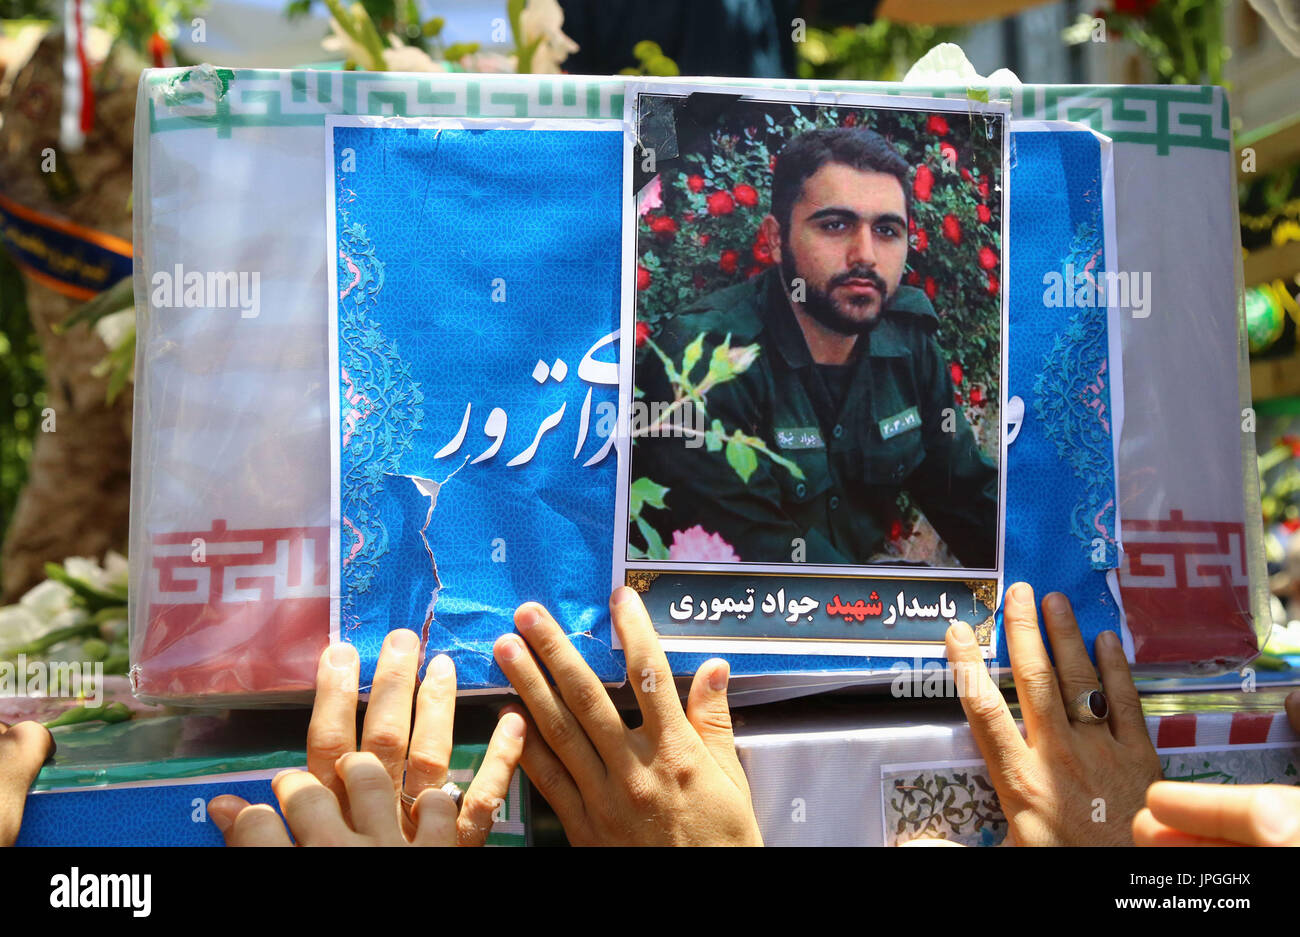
<box><xmin>496</xmin><ymin>635</ymin><xmax>521</xmax><ymax>663</ymax></box>
<box><xmin>948</xmin><ymin>622</ymin><xmax>975</xmax><ymax>647</ymax></box>
<box><xmin>500</xmin><ymin>711</ymin><xmax>526</xmax><ymax>739</ymax></box>
<box><xmin>430</xmin><ymin>654</ymin><xmax>454</xmax><ymax>679</ymax></box>
<box><xmin>1045</xmin><ymin>592</ymin><xmax>1070</xmax><ymax>616</ymax></box>
<box><xmin>708</xmin><ymin>660</ymin><xmax>730</xmax><ymax>692</ymax></box>
<box><xmin>516</xmin><ymin>605</ymin><xmax>540</xmax><ymax>630</ymax></box>
<box><xmin>1008</xmin><ymin>582</ymin><xmax>1031</xmax><ymax>604</ymax></box>
<box><xmin>327</xmin><ymin>643</ymin><xmax>357</xmax><ymax>669</ymax></box>
<box><xmin>389</xmin><ymin>629</ymin><xmax>418</xmax><ymax>654</ymax></box>
<box><xmin>1098</xmin><ymin>630</ymin><xmax>1120</xmax><ymax>652</ymax></box>
<box><xmin>611</xmin><ymin>586</ymin><xmax>637</xmax><ymax>606</ymax></box>
<box><xmin>1254</xmin><ymin>788</ymin><xmax>1300</xmax><ymax>844</ymax></box>
<box><xmin>43</xmin><ymin>726</ymin><xmax>57</xmax><ymax>765</ymax></box>
<box><xmin>208</xmin><ymin>799</ymin><xmax>232</xmax><ymax>833</ymax></box>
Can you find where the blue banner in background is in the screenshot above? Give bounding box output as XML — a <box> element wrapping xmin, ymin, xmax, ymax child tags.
<box><xmin>332</xmin><ymin>122</ymin><xmax>624</xmax><ymax>689</ymax></box>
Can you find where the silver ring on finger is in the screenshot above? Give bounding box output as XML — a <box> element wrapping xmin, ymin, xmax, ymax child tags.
<box><xmin>1067</xmin><ymin>688</ymin><xmax>1109</xmax><ymax>725</ymax></box>
<box><xmin>401</xmin><ymin>779</ymin><xmax>463</xmax><ymax>818</ymax></box>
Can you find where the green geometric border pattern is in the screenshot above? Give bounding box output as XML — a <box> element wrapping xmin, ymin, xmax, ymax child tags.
<box><xmin>146</xmin><ymin>67</ymin><xmax>1229</xmax><ymax>155</ymax></box>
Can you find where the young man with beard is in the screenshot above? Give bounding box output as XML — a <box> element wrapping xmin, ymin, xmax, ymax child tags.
<box><xmin>633</xmin><ymin>126</ymin><xmax>998</xmax><ymax>568</ymax></box>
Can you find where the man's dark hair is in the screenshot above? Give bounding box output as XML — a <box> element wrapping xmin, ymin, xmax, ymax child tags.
<box><xmin>770</xmin><ymin>126</ymin><xmax>911</xmax><ymax>234</ymax></box>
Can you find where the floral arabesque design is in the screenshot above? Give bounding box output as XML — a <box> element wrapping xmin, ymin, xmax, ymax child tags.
<box><xmin>337</xmin><ymin>215</ymin><xmax>425</xmax><ymax>632</ymax></box>
<box><xmin>887</xmin><ymin>769</ymin><xmax>1007</xmax><ymax>846</ymax></box>
<box><xmin>1032</xmin><ymin>219</ymin><xmax>1119</xmax><ymax>570</ymax></box>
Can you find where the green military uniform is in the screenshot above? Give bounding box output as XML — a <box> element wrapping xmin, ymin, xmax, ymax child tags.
<box><xmin>633</xmin><ymin>267</ymin><xmax>997</xmax><ymax>568</ymax></box>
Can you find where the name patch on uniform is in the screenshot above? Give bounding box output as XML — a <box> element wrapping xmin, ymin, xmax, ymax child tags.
<box><xmin>878</xmin><ymin>406</ymin><xmax>922</xmax><ymax>440</ymax></box>
<box><xmin>774</xmin><ymin>426</ymin><xmax>825</xmax><ymax>450</ymax></box>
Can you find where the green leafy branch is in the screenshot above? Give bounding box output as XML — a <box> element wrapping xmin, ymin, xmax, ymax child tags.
<box><xmin>637</xmin><ymin>332</ymin><xmax>804</xmax><ymax>484</ymax></box>
<box><xmin>627</xmin><ymin>332</ymin><xmax>805</xmax><ymax>558</ymax></box>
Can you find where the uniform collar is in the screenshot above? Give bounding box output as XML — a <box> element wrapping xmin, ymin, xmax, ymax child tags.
<box><xmin>758</xmin><ymin>268</ymin><xmax>915</xmax><ymax>368</ymax></box>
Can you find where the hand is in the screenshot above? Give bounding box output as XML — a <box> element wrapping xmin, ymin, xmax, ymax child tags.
<box><xmin>0</xmin><ymin>721</ymin><xmax>54</xmax><ymax>846</ymax></box>
<box><xmin>1132</xmin><ymin>689</ymin><xmax>1300</xmax><ymax>846</ymax></box>
<box><xmin>944</xmin><ymin>582</ymin><xmax>1162</xmax><ymax>846</ymax></box>
<box><xmin>208</xmin><ymin>632</ymin><xmax>525</xmax><ymax>846</ymax></box>
<box><xmin>493</xmin><ymin>586</ymin><xmax>763</xmax><ymax>846</ymax></box>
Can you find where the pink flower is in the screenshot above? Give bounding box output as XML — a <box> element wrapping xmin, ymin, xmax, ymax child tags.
<box><xmin>637</xmin><ymin>174</ymin><xmax>663</xmax><ymax>216</ymax></box>
<box><xmin>668</xmin><ymin>525</ymin><xmax>741</xmax><ymax>562</ymax></box>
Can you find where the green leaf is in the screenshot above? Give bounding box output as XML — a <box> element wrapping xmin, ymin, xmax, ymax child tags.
<box><xmin>628</xmin><ymin>476</ymin><xmax>669</xmax><ymax>517</ymax></box>
<box><xmin>680</xmin><ymin>333</ymin><xmax>705</xmax><ymax>382</ymax></box>
<box><xmin>42</xmin><ymin>562</ymin><xmax>128</xmax><ymax>610</ymax></box>
<box><xmin>57</xmin><ymin>276</ymin><xmax>133</xmax><ymax>334</ymax></box>
<box><xmin>705</xmin><ymin>418</ymin><xmax>725</xmax><ymax>452</ymax></box>
<box><xmin>746</xmin><ymin>438</ymin><xmax>805</xmax><ymax>481</ymax></box>
<box><xmin>635</xmin><ymin>516</ymin><xmax>669</xmax><ymax>560</ymax></box>
<box><xmin>725</xmin><ymin>436</ymin><xmax>758</xmax><ymax>483</ymax></box>
<box><xmin>707</xmin><ymin>334</ymin><xmax>734</xmax><ymax>383</ymax></box>
<box><xmin>643</xmin><ymin>337</ymin><xmax>682</xmax><ymax>388</ymax></box>
<box><xmin>443</xmin><ymin>41</ymin><xmax>480</xmax><ymax>60</ymax></box>
<box><xmin>43</xmin><ymin>701</ymin><xmax>133</xmax><ymax>729</ymax></box>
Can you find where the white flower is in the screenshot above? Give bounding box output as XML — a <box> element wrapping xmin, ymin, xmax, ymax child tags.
<box><xmin>103</xmin><ymin>550</ymin><xmax>129</xmax><ymax>591</ymax></box>
<box><xmin>519</xmin><ymin>0</ymin><xmax>578</xmax><ymax>74</ymax></box>
<box><xmin>64</xmin><ymin>555</ymin><xmax>108</xmax><ymax>592</ymax></box>
<box><xmin>382</xmin><ymin>42</ymin><xmax>450</xmax><ymax>73</ymax></box>
<box><xmin>94</xmin><ymin>308</ymin><xmax>135</xmax><ymax>352</ymax></box>
<box><xmin>0</xmin><ymin>605</ymin><xmax>46</xmax><ymax>650</ymax></box>
<box><xmin>903</xmin><ymin>42</ymin><xmax>1021</xmax><ymax>86</ymax></box>
<box><xmin>19</xmin><ymin>579</ymin><xmax>75</xmax><ymax>623</ymax></box>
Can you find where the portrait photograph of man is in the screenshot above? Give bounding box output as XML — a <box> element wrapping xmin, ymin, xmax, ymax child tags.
<box><xmin>626</xmin><ymin>92</ymin><xmax>1006</xmax><ymax>571</ymax></box>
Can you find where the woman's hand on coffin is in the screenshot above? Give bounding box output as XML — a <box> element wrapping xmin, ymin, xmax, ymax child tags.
<box><xmin>493</xmin><ymin>586</ymin><xmax>763</xmax><ymax>846</ymax></box>
<box><xmin>0</xmin><ymin>720</ymin><xmax>54</xmax><ymax>846</ymax></box>
<box><xmin>207</xmin><ymin>634</ymin><xmax>525</xmax><ymax>846</ymax></box>
<box><xmin>944</xmin><ymin>582</ymin><xmax>1162</xmax><ymax>846</ymax></box>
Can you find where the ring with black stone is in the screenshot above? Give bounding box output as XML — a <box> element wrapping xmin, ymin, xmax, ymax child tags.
<box><xmin>1068</xmin><ymin>688</ymin><xmax>1109</xmax><ymax>725</ymax></box>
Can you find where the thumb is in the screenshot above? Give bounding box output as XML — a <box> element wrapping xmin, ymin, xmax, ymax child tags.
<box><xmin>685</xmin><ymin>659</ymin><xmax>747</xmax><ymax>790</ymax></box>
<box><xmin>0</xmin><ymin>722</ymin><xmax>54</xmax><ymax>846</ymax></box>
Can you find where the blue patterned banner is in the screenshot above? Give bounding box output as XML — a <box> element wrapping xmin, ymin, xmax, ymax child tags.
<box><xmin>330</xmin><ymin>119</ymin><xmax>624</xmax><ymax>690</ymax></box>
<box><xmin>998</xmin><ymin>126</ymin><xmax>1122</xmax><ymax>662</ymax></box>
